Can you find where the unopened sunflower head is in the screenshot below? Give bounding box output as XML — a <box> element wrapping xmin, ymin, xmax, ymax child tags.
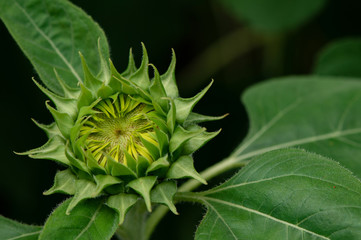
<box><xmin>21</xmin><ymin>43</ymin><xmax>226</xmax><ymax>224</ymax></box>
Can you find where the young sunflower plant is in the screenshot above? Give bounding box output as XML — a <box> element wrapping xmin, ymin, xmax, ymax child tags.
<box><xmin>20</xmin><ymin>43</ymin><xmax>223</xmax><ymax>224</ymax></box>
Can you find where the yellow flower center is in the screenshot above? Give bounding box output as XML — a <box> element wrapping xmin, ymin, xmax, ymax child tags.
<box><xmin>79</xmin><ymin>94</ymin><xmax>158</xmax><ymax>166</ymax></box>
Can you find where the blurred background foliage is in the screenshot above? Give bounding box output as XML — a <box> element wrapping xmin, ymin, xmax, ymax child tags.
<box><xmin>1</xmin><ymin>0</ymin><xmax>361</xmax><ymax>239</ymax></box>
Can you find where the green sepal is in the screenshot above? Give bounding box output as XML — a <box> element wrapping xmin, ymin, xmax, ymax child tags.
<box><xmin>96</xmin><ymin>38</ymin><xmax>111</xmax><ymax>83</ymax></box>
<box><xmin>106</xmin><ymin>193</ymin><xmax>138</xmax><ymax>225</ymax></box>
<box><xmin>166</xmin><ymin>99</ymin><xmax>176</xmax><ymax>133</ymax></box>
<box><xmin>174</xmin><ymin>80</ymin><xmax>213</xmax><ymax>123</ymax></box>
<box><xmin>65</xmin><ymin>144</ymin><xmax>91</xmax><ymax>175</ymax></box>
<box><xmin>154</xmin><ymin>128</ymin><xmax>169</xmax><ymax>156</ymax></box>
<box><xmin>17</xmin><ymin>135</ymin><xmax>70</xmax><ymax>166</ymax></box>
<box><xmin>112</xmin><ymin>75</ymin><xmax>137</xmax><ymax>95</ymax></box>
<box><xmin>166</xmin><ymin>155</ymin><xmax>207</xmax><ymax>185</ymax></box>
<box><xmin>184</xmin><ymin>112</ymin><xmax>229</xmax><ymax>126</ymax></box>
<box><xmin>105</xmin><ymin>155</ymin><xmax>137</xmax><ymax>179</ymax></box>
<box><xmin>53</xmin><ymin>68</ymin><xmax>80</xmax><ymax>99</ymax></box>
<box><xmin>150</xmin><ymin>181</ymin><xmax>178</xmax><ymax>215</ymax></box>
<box><xmin>44</xmin><ymin>169</ymin><xmax>77</xmax><ymax>195</ymax></box>
<box><xmin>149</xmin><ymin>64</ymin><xmax>169</xmax><ymax>112</ymax></box>
<box><xmin>121</xmin><ymin>48</ymin><xmax>138</xmax><ymax>78</ymax></box>
<box><xmin>146</xmin><ymin>155</ymin><xmax>170</xmax><ymax>176</ymax></box>
<box><xmin>77</xmin><ymin>83</ymin><xmax>95</xmax><ymax>109</ymax></box>
<box><xmin>33</xmin><ymin>78</ymin><xmax>78</xmax><ymax>119</ymax></box>
<box><xmin>147</xmin><ymin>112</ymin><xmax>169</xmax><ymax>133</ymax></box>
<box><xmin>93</xmin><ymin>174</ymin><xmax>123</xmax><ymax>197</ymax></box>
<box><xmin>160</xmin><ymin>49</ymin><xmax>179</xmax><ymax>98</ymax></box>
<box><xmin>108</xmin><ymin>64</ymin><xmax>123</xmax><ymax>92</ymax></box>
<box><xmin>79</xmin><ymin>52</ymin><xmax>103</xmax><ymax>92</ymax></box>
<box><xmin>97</xmin><ymin>83</ymin><xmax>115</xmax><ymax>99</ymax></box>
<box><xmin>66</xmin><ymin>179</ymin><xmax>97</xmax><ymax>214</ymax></box>
<box><xmin>85</xmin><ymin>150</ymin><xmax>107</xmax><ymax>175</ymax></box>
<box><xmin>182</xmin><ymin>129</ymin><xmax>222</xmax><ymax>155</ymax></box>
<box><xmin>123</xmin><ymin>150</ymin><xmax>138</xmax><ymax>173</ymax></box>
<box><xmin>129</xmin><ymin>43</ymin><xmax>150</xmax><ymax>90</ymax></box>
<box><xmin>31</xmin><ymin>119</ymin><xmax>60</xmax><ymax>138</ymax></box>
<box><xmin>169</xmin><ymin>125</ymin><xmax>205</xmax><ymax>154</ymax></box>
<box><xmin>136</xmin><ymin>156</ymin><xmax>151</xmax><ymax>177</ymax></box>
<box><xmin>127</xmin><ymin>176</ymin><xmax>157</xmax><ymax>212</ymax></box>
<box><xmin>46</xmin><ymin>101</ymin><xmax>73</xmax><ymax>139</ymax></box>
<box><xmin>114</xmin><ymin>75</ymin><xmax>150</xmax><ymax>100</ymax></box>
<box><xmin>139</xmin><ymin>135</ymin><xmax>160</xmax><ymax>161</ymax></box>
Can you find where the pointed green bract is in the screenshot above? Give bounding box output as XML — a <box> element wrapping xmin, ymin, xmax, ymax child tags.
<box><xmin>44</xmin><ymin>169</ymin><xmax>77</xmax><ymax>195</ymax></box>
<box><xmin>174</xmin><ymin>80</ymin><xmax>213</xmax><ymax>123</ymax></box>
<box><xmin>167</xmin><ymin>156</ymin><xmax>207</xmax><ymax>185</ymax></box>
<box><xmin>161</xmin><ymin>49</ymin><xmax>179</xmax><ymax>98</ymax></box>
<box><xmin>106</xmin><ymin>193</ymin><xmax>138</xmax><ymax>225</ymax></box>
<box><xmin>18</xmin><ymin>135</ymin><xmax>69</xmax><ymax>166</ymax></box>
<box><xmin>150</xmin><ymin>181</ymin><xmax>178</xmax><ymax>215</ymax></box>
<box><xmin>127</xmin><ymin>176</ymin><xmax>157</xmax><ymax>212</ymax></box>
<box><xmin>67</xmin><ymin>179</ymin><xmax>98</xmax><ymax>214</ymax></box>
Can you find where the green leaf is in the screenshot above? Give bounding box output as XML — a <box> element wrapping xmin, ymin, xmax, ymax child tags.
<box><xmin>127</xmin><ymin>176</ymin><xmax>157</xmax><ymax>212</ymax></box>
<box><xmin>218</xmin><ymin>0</ymin><xmax>326</xmax><ymax>32</ymax></box>
<box><xmin>0</xmin><ymin>0</ymin><xmax>109</xmax><ymax>95</ymax></box>
<box><xmin>44</xmin><ymin>169</ymin><xmax>77</xmax><ymax>195</ymax></box>
<box><xmin>40</xmin><ymin>198</ymin><xmax>118</xmax><ymax>240</ymax></box>
<box><xmin>106</xmin><ymin>193</ymin><xmax>138</xmax><ymax>225</ymax></box>
<box><xmin>191</xmin><ymin>149</ymin><xmax>361</xmax><ymax>239</ymax></box>
<box><xmin>150</xmin><ymin>181</ymin><xmax>178</xmax><ymax>215</ymax></box>
<box><xmin>231</xmin><ymin>76</ymin><xmax>361</xmax><ymax>179</ymax></box>
<box><xmin>0</xmin><ymin>215</ymin><xmax>42</xmax><ymax>240</ymax></box>
<box><xmin>314</xmin><ymin>38</ymin><xmax>361</xmax><ymax>78</ymax></box>
<box><xmin>167</xmin><ymin>156</ymin><xmax>207</xmax><ymax>185</ymax></box>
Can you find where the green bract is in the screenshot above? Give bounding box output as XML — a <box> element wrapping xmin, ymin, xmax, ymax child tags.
<box><xmin>21</xmin><ymin>43</ymin><xmax>224</xmax><ymax>224</ymax></box>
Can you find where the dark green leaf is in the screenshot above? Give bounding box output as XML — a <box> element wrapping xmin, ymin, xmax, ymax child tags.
<box><xmin>0</xmin><ymin>0</ymin><xmax>109</xmax><ymax>95</ymax></box>
<box><xmin>0</xmin><ymin>215</ymin><xmax>42</xmax><ymax>240</ymax></box>
<box><xmin>192</xmin><ymin>149</ymin><xmax>361</xmax><ymax>239</ymax></box>
<box><xmin>314</xmin><ymin>38</ymin><xmax>361</xmax><ymax>78</ymax></box>
<box><xmin>231</xmin><ymin>76</ymin><xmax>361</xmax><ymax>179</ymax></box>
<box><xmin>40</xmin><ymin>198</ymin><xmax>118</xmax><ymax>240</ymax></box>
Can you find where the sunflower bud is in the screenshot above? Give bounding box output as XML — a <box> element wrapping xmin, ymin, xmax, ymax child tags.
<box><xmin>21</xmin><ymin>43</ymin><xmax>225</xmax><ymax>224</ymax></box>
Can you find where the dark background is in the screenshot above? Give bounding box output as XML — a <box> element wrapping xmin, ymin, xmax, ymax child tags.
<box><xmin>1</xmin><ymin>0</ymin><xmax>361</xmax><ymax>239</ymax></box>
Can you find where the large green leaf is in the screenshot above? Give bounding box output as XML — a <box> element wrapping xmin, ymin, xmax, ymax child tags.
<box><xmin>189</xmin><ymin>149</ymin><xmax>361</xmax><ymax>239</ymax></box>
<box><xmin>39</xmin><ymin>198</ymin><xmax>118</xmax><ymax>240</ymax></box>
<box><xmin>314</xmin><ymin>38</ymin><xmax>361</xmax><ymax>78</ymax></box>
<box><xmin>229</xmin><ymin>76</ymin><xmax>361</xmax><ymax>179</ymax></box>
<box><xmin>0</xmin><ymin>0</ymin><xmax>109</xmax><ymax>95</ymax></box>
<box><xmin>218</xmin><ymin>0</ymin><xmax>326</xmax><ymax>32</ymax></box>
<box><xmin>0</xmin><ymin>215</ymin><xmax>42</xmax><ymax>240</ymax></box>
